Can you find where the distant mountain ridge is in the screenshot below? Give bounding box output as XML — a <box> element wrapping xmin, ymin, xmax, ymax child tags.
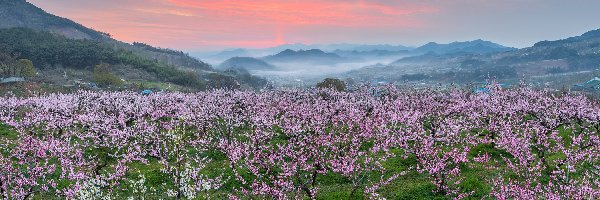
<box><xmin>218</xmin><ymin>57</ymin><xmax>276</xmax><ymax>71</ymax></box>
<box><xmin>197</xmin><ymin>43</ymin><xmax>415</xmax><ymax>63</ymax></box>
<box><xmin>262</xmin><ymin>49</ymin><xmax>345</xmax><ymax>64</ymax></box>
<box><xmin>333</xmin><ymin>49</ymin><xmax>411</xmax><ymax>58</ymax></box>
<box><xmin>534</xmin><ymin>28</ymin><xmax>600</xmax><ymax>47</ymax></box>
<box><xmin>266</xmin><ymin>43</ymin><xmax>413</xmax><ymax>52</ymax></box>
<box><xmin>345</xmin><ymin>28</ymin><xmax>600</xmax><ymax>86</ymax></box>
<box><xmin>413</xmin><ymin>39</ymin><xmax>515</xmax><ymax>54</ymax></box>
<box><xmin>200</xmin><ymin>40</ymin><xmax>514</xmax><ymax>66</ymax></box>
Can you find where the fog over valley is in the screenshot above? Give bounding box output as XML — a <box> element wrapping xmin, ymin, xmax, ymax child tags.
<box><xmin>192</xmin><ymin>37</ymin><xmax>600</xmax><ymax>90</ymax></box>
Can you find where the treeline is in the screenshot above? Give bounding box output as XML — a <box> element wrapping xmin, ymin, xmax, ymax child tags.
<box><xmin>132</xmin><ymin>42</ymin><xmax>186</xmax><ymax>56</ymax></box>
<box><xmin>130</xmin><ymin>42</ymin><xmax>212</xmax><ymax>71</ymax></box>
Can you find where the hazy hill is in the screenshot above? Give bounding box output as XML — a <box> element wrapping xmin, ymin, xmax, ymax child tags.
<box><xmin>212</xmin><ymin>49</ymin><xmax>251</xmax><ymax>59</ymax></box>
<box><xmin>492</xmin><ymin>28</ymin><xmax>600</xmax><ymax>72</ymax></box>
<box><xmin>198</xmin><ymin>43</ymin><xmax>414</xmax><ymax>63</ymax></box>
<box><xmin>218</xmin><ymin>57</ymin><xmax>276</xmax><ymax>71</ymax></box>
<box><xmin>413</xmin><ymin>39</ymin><xmax>515</xmax><ymax>54</ymax></box>
<box><xmin>341</xmin><ymin>44</ymin><xmax>413</xmax><ymax>52</ymax></box>
<box><xmin>534</xmin><ymin>28</ymin><xmax>600</xmax><ymax>48</ymax></box>
<box><xmin>271</xmin><ymin>43</ymin><xmax>413</xmax><ymax>52</ymax></box>
<box><xmin>263</xmin><ymin>49</ymin><xmax>345</xmax><ymax>64</ymax></box>
<box><xmin>333</xmin><ymin>49</ymin><xmax>412</xmax><ymax>59</ymax></box>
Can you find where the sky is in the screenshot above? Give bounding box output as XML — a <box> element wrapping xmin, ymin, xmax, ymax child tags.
<box><xmin>28</xmin><ymin>0</ymin><xmax>600</xmax><ymax>51</ymax></box>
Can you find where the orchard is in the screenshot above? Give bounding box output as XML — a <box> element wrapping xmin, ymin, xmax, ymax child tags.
<box><xmin>0</xmin><ymin>84</ymin><xmax>598</xmax><ymax>199</ymax></box>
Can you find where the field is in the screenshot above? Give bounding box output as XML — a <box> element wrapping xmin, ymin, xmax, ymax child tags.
<box><xmin>0</xmin><ymin>84</ymin><xmax>599</xmax><ymax>199</ymax></box>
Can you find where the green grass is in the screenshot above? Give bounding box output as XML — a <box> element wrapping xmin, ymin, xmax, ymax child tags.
<box><xmin>0</xmin><ymin>123</ymin><xmax>18</xmax><ymax>140</ymax></box>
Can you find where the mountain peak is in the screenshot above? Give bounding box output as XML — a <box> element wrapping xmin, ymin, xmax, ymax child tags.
<box><xmin>302</xmin><ymin>49</ymin><xmax>326</xmax><ymax>53</ymax></box>
<box><xmin>263</xmin><ymin>48</ymin><xmax>343</xmax><ymax>64</ymax></box>
<box><xmin>217</xmin><ymin>56</ymin><xmax>275</xmax><ymax>71</ymax></box>
<box><xmin>280</xmin><ymin>49</ymin><xmax>296</xmax><ymax>53</ymax></box>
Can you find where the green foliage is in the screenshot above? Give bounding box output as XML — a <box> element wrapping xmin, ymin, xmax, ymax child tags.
<box><xmin>0</xmin><ymin>52</ymin><xmax>35</xmax><ymax>78</ymax></box>
<box><xmin>132</xmin><ymin>42</ymin><xmax>191</xmax><ymax>58</ymax></box>
<box><xmin>205</xmin><ymin>73</ymin><xmax>240</xmax><ymax>89</ymax></box>
<box><xmin>131</xmin><ymin>41</ymin><xmax>212</xmax><ymax>72</ymax></box>
<box><xmin>223</xmin><ymin>67</ymin><xmax>268</xmax><ymax>89</ymax></box>
<box><xmin>0</xmin><ymin>28</ymin><xmax>118</xmax><ymax>68</ymax></box>
<box><xmin>115</xmin><ymin>50</ymin><xmax>205</xmax><ymax>88</ymax></box>
<box><xmin>316</xmin><ymin>78</ymin><xmax>347</xmax><ymax>91</ymax></box>
<box><xmin>92</xmin><ymin>63</ymin><xmax>123</xmax><ymax>87</ymax></box>
<box><xmin>17</xmin><ymin>59</ymin><xmax>36</xmax><ymax>78</ymax></box>
<box><xmin>0</xmin><ymin>52</ymin><xmax>16</xmax><ymax>77</ymax></box>
<box><xmin>548</xmin><ymin>46</ymin><xmax>579</xmax><ymax>59</ymax></box>
<box><xmin>468</xmin><ymin>143</ymin><xmax>512</xmax><ymax>160</ymax></box>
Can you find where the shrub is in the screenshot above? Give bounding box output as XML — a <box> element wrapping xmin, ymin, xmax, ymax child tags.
<box><xmin>316</xmin><ymin>78</ymin><xmax>346</xmax><ymax>91</ymax></box>
<box><xmin>16</xmin><ymin>59</ymin><xmax>36</xmax><ymax>78</ymax></box>
<box><xmin>93</xmin><ymin>63</ymin><xmax>123</xmax><ymax>87</ymax></box>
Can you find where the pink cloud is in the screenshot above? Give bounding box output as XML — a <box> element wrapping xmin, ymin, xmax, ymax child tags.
<box><xmin>28</xmin><ymin>0</ymin><xmax>437</xmax><ymax>50</ymax></box>
<box><xmin>167</xmin><ymin>0</ymin><xmax>435</xmax><ymax>26</ymax></box>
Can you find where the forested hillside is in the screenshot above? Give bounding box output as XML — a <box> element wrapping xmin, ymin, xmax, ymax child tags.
<box><xmin>0</xmin><ymin>0</ymin><xmax>267</xmax><ymax>90</ymax></box>
<box><xmin>0</xmin><ymin>28</ymin><xmax>205</xmax><ymax>88</ymax></box>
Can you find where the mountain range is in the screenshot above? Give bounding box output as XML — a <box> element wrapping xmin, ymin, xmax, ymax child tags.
<box><xmin>413</xmin><ymin>39</ymin><xmax>515</xmax><ymax>54</ymax></box>
<box><xmin>345</xmin><ymin>28</ymin><xmax>600</xmax><ymax>87</ymax></box>
<box><xmin>202</xmin><ymin>39</ymin><xmax>514</xmax><ymax>68</ymax></box>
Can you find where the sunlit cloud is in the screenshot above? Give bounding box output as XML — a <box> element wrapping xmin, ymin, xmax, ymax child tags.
<box><xmin>135</xmin><ymin>8</ymin><xmax>196</xmax><ymax>17</ymax></box>
<box><xmin>166</xmin><ymin>0</ymin><xmax>435</xmax><ymax>26</ymax></box>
